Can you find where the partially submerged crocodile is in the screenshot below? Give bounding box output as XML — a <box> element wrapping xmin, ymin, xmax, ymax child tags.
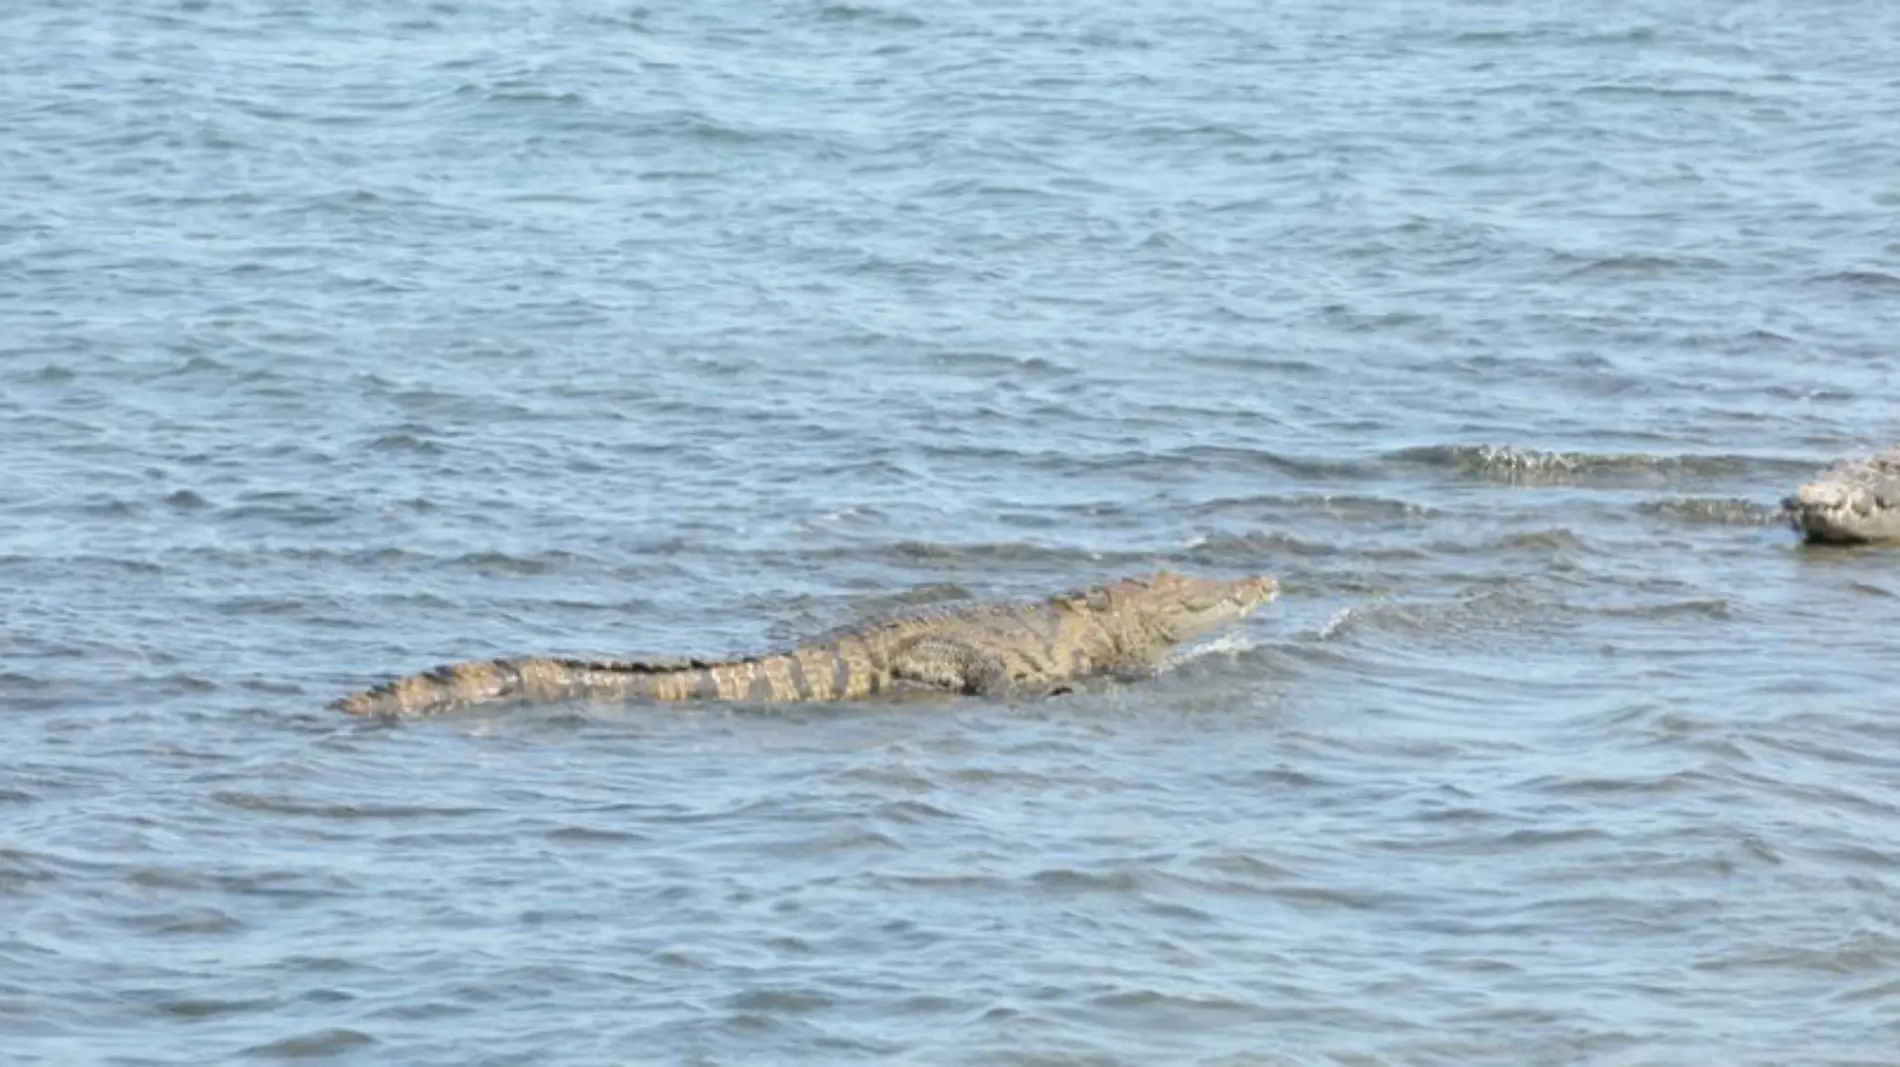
<box><xmin>1784</xmin><ymin>446</ymin><xmax>1900</xmax><ymax>544</ymax></box>
<box><xmin>333</xmin><ymin>570</ymin><xmax>1278</xmax><ymax>718</ymax></box>
<box><xmin>1422</xmin><ymin>441</ymin><xmax>1900</xmax><ymax>545</ymax></box>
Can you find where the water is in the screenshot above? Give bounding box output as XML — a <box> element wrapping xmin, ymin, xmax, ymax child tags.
<box><xmin>5</xmin><ymin>0</ymin><xmax>1900</xmax><ymax>1062</ymax></box>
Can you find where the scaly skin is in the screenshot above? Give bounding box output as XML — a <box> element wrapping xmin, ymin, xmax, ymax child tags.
<box><xmin>1784</xmin><ymin>447</ymin><xmax>1900</xmax><ymax>544</ymax></box>
<box><xmin>333</xmin><ymin>571</ymin><xmax>1279</xmax><ymax>717</ymax></box>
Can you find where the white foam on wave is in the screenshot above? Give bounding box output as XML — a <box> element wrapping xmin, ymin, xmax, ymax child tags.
<box><xmin>1159</xmin><ymin>631</ymin><xmax>1257</xmax><ymax>673</ymax></box>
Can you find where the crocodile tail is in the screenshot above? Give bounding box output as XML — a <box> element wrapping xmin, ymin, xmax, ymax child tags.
<box><xmin>544</xmin><ymin>647</ymin><xmax>882</xmax><ymax>703</ymax></box>
<box><xmin>330</xmin><ymin>657</ymin><xmax>550</xmax><ymax>717</ymax></box>
<box><xmin>329</xmin><ymin>652</ymin><xmax>820</xmax><ymax>717</ymax></box>
<box><xmin>331</xmin><ymin>639</ymin><xmax>900</xmax><ymax>716</ymax></box>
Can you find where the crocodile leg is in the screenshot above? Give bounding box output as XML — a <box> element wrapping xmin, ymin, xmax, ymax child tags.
<box><xmin>889</xmin><ymin>637</ymin><xmax>1016</xmax><ymax>698</ymax></box>
<box><xmin>888</xmin><ymin>637</ymin><xmax>1076</xmax><ymax>700</ymax></box>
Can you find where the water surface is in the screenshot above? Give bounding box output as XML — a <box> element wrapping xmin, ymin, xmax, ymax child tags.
<box><xmin>5</xmin><ymin>0</ymin><xmax>1900</xmax><ymax>1063</ymax></box>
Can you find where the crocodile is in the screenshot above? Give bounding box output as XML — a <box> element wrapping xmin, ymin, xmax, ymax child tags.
<box><xmin>332</xmin><ymin>570</ymin><xmax>1279</xmax><ymax>718</ymax></box>
<box><xmin>1414</xmin><ymin>441</ymin><xmax>1900</xmax><ymax>545</ymax></box>
<box><xmin>1783</xmin><ymin>445</ymin><xmax>1900</xmax><ymax>544</ymax></box>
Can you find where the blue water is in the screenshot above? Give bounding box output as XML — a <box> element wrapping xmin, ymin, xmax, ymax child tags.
<box><xmin>5</xmin><ymin>1</ymin><xmax>1900</xmax><ymax>1063</ymax></box>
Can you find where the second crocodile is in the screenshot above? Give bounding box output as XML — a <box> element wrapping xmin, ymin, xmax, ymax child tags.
<box><xmin>1784</xmin><ymin>446</ymin><xmax>1900</xmax><ymax>544</ymax></box>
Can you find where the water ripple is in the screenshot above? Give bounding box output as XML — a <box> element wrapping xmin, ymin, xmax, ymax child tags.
<box><xmin>7</xmin><ymin>0</ymin><xmax>1900</xmax><ymax>1063</ymax></box>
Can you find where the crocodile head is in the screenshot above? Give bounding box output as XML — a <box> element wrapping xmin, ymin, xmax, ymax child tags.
<box><xmin>1101</xmin><ymin>570</ymin><xmax>1280</xmax><ymax>642</ymax></box>
<box><xmin>1784</xmin><ymin>448</ymin><xmax>1900</xmax><ymax>544</ymax></box>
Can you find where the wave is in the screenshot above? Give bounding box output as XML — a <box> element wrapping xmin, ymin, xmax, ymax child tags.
<box><xmin>1387</xmin><ymin>444</ymin><xmax>1815</xmax><ymax>487</ymax></box>
<box><xmin>1313</xmin><ymin>587</ymin><xmax>1574</xmax><ymax>644</ymax></box>
<box><xmin>1640</xmin><ymin>497</ymin><xmax>1790</xmax><ymax>527</ymax></box>
<box><xmin>1186</xmin><ymin>493</ymin><xmax>1441</xmax><ymax>522</ymax></box>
